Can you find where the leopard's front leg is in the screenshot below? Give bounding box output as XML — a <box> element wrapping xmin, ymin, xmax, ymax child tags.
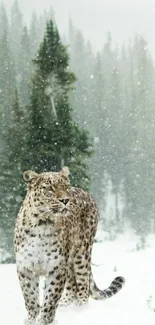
<box><xmin>38</xmin><ymin>265</ymin><xmax>66</xmax><ymax>325</ymax></box>
<box><xmin>59</xmin><ymin>261</ymin><xmax>77</xmax><ymax>306</ymax></box>
<box><xmin>73</xmin><ymin>242</ymin><xmax>93</xmax><ymax>305</ymax></box>
<box><xmin>17</xmin><ymin>268</ymin><xmax>40</xmax><ymax>325</ymax></box>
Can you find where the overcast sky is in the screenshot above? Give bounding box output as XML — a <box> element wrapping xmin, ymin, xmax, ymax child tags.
<box><xmin>5</xmin><ymin>0</ymin><xmax>155</xmax><ymax>56</ymax></box>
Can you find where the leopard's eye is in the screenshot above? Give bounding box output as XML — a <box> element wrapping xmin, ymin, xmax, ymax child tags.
<box><xmin>46</xmin><ymin>187</ymin><xmax>55</xmax><ymax>196</ymax></box>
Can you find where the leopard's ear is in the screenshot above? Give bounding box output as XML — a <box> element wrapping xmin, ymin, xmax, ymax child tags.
<box><xmin>23</xmin><ymin>170</ymin><xmax>39</xmax><ymax>183</ymax></box>
<box><xmin>60</xmin><ymin>166</ymin><xmax>70</xmax><ymax>178</ymax></box>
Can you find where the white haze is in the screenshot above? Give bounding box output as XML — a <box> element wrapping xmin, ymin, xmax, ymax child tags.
<box><xmin>4</xmin><ymin>0</ymin><xmax>155</xmax><ymax>57</ymax></box>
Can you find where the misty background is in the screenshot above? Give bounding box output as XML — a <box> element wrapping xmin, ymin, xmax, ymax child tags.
<box><xmin>0</xmin><ymin>0</ymin><xmax>155</xmax><ymax>262</ymax></box>
<box><xmin>5</xmin><ymin>0</ymin><xmax>155</xmax><ymax>56</ymax></box>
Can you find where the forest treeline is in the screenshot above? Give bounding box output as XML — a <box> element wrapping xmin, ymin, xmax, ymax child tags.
<box><xmin>0</xmin><ymin>1</ymin><xmax>155</xmax><ymax>260</ymax></box>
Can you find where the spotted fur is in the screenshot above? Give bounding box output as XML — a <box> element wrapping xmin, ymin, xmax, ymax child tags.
<box><xmin>14</xmin><ymin>167</ymin><xmax>125</xmax><ymax>325</ymax></box>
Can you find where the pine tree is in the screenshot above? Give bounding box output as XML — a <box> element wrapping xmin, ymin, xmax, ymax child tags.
<box><xmin>88</xmin><ymin>52</ymin><xmax>107</xmax><ymax>204</ymax></box>
<box><xmin>21</xmin><ymin>20</ymin><xmax>92</xmax><ymax>190</ymax></box>
<box><xmin>19</xmin><ymin>26</ymin><xmax>32</xmax><ymax>104</ymax></box>
<box><xmin>0</xmin><ymin>11</ymin><xmax>17</xmax><ymax>259</ymax></box>
<box><xmin>68</xmin><ymin>20</ymin><xmax>93</xmax><ymax>128</ymax></box>
<box><xmin>0</xmin><ymin>89</ymin><xmax>25</xmax><ymax>261</ymax></box>
<box><xmin>10</xmin><ymin>0</ymin><xmax>23</xmax><ymax>43</ymax></box>
<box><xmin>0</xmin><ymin>29</ymin><xmax>16</xmax><ymax>135</ymax></box>
<box><xmin>29</xmin><ymin>11</ymin><xmax>40</xmax><ymax>57</ymax></box>
<box><xmin>123</xmin><ymin>36</ymin><xmax>155</xmax><ymax>234</ymax></box>
<box><xmin>0</xmin><ymin>3</ymin><xmax>9</xmax><ymax>39</ymax></box>
<box><xmin>10</xmin><ymin>0</ymin><xmax>23</xmax><ymax>74</ymax></box>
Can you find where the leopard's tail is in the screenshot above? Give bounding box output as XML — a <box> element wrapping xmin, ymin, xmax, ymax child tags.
<box><xmin>90</xmin><ymin>275</ymin><xmax>125</xmax><ymax>300</ymax></box>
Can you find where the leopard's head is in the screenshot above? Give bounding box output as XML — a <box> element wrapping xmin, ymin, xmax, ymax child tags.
<box><xmin>23</xmin><ymin>167</ymin><xmax>71</xmax><ymax>218</ymax></box>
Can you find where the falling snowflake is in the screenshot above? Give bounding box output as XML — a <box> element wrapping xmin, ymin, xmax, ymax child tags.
<box><xmin>94</xmin><ymin>137</ymin><xmax>99</xmax><ymax>144</ymax></box>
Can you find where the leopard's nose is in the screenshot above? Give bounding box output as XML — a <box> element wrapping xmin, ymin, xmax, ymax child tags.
<box><xmin>59</xmin><ymin>198</ymin><xmax>69</xmax><ymax>205</ymax></box>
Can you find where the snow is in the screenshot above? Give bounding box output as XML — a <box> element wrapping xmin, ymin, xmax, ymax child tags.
<box><xmin>1</xmin><ymin>232</ymin><xmax>155</xmax><ymax>325</ymax></box>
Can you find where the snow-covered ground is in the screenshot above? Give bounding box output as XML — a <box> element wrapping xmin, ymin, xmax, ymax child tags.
<box><xmin>1</xmin><ymin>231</ymin><xmax>155</xmax><ymax>325</ymax></box>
